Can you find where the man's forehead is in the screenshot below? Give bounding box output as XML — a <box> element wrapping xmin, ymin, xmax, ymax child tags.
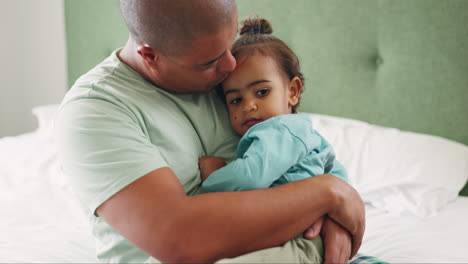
<box><xmin>189</xmin><ymin>21</ymin><xmax>238</xmax><ymax>64</ymax></box>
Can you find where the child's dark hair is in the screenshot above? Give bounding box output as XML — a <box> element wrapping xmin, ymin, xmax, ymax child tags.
<box><xmin>218</xmin><ymin>17</ymin><xmax>305</xmax><ymax>113</ymax></box>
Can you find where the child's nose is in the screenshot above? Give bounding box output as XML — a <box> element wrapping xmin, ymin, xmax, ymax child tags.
<box><xmin>242</xmin><ymin>99</ymin><xmax>257</xmax><ymax>113</ymax></box>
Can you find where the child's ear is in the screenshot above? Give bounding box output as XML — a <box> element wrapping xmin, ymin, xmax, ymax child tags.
<box><xmin>287</xmin><ymin>76</ymin><xmax>303</xmax><ymax>107</ymax></box>
<box><xmin>136</xmin><ymin>43</ymin><xmax>159</xmax><ymax>67</ymax></box>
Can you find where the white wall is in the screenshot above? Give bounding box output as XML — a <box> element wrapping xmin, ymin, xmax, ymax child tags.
<box><xmin>0</xmin><ymin>0</ymin><xmax>67</xmax><ymax>137</ymax></box>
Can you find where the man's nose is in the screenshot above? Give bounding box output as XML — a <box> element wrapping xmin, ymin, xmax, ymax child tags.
<box><xmin>218</xmin><ymin>50</ymin><xmax>236</xmax><ymax>73</ymax></box>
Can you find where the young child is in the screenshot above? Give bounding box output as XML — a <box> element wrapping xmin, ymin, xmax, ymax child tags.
<box><xmin>200</xmin><ymin>18</ymin><xmax>348</xmax><ymax>192</ymax></box>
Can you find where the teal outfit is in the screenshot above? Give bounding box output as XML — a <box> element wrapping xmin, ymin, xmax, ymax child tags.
<box><xmin>202</xmin><ymin>114</ymin><xmax>347</xmax><ymax>192</ymax></box>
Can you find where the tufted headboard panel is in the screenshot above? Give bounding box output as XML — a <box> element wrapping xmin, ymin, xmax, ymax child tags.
<box><xmin>65</xmin><ymin>0</ymin><xmax>468</xmax><ymax>195</ymax></box>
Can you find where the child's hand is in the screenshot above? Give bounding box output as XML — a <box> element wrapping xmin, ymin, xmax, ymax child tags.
<box><xmin>199</xmin><ymin>156</ymin><xmax>226</xmax><ymax>182</ymax></box>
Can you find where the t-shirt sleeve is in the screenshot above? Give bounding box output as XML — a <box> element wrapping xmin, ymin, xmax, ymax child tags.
<box><xmin>55</xmin><ymin>98</ymin><xmax>168</xmax><ymax>217</ymax></box>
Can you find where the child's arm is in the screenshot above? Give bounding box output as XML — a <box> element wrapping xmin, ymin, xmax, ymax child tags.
<box><xmin>201</xmin><ymin>122</ymin><xmax>310</xmax><ymax>192</ymax></box>
<box><xmin>329</xmin><ymin>160</ymin><xmax>348</xmax><ymax>182</ymax></box>
<box><xmin>315</xmin><ymin>131</ymin><xmax>349</xmax><ymax>182</ymax></box>
<box><xmin>199</xmin><ymin>156</ymin><xmax>226</xmax><ymax>182</ymax></box>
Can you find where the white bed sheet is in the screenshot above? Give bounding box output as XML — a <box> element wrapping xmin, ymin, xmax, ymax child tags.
<box><xmin>0</xmin><ymin>132</ymin><xmax>97</xmax><ymax>263</ymax></box>
<box><xmin>361</xmin><ymin>197</ymin><xmax>468</xmax><ymax>263</ymax></box>
<box><xmin>1</xmin><ymin>128</ymin><xmax>467</xmax><ymax>263</ymax></box>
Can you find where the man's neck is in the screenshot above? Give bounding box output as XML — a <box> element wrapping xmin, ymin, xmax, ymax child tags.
<box><xmin>118</xmin><ymin>39</ymin><xmax>140</xmax><ymax>72</ymax></box>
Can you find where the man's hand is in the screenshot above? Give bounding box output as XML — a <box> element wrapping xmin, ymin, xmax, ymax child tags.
<box><xmin>325</xmin><ymin>176</ymin><xmax>365</xmax><ymax>258</ymax></box>
<box><xmin>302</xmin><ymin>176</ymin><xmax>364</xmax><ymax>259</ymax></box>
<box><xmin>303</xmin><ymin>215</ymin><xmax>352</xmax><ymax>263</ymax></box>
<box><xmin>321</xmin><ymin>217</ymin><xmax>352</xmax><ymax>263</ymax></box>
<box><xmin>199</xmin><ymin>156</ymin><xmax>226</xmax><ymax>182</ymax></box>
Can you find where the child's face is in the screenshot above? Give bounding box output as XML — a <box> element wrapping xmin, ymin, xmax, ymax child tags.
<box><xmin>221</xmin><ymin>53</ymin><xmax>301</xmax><ymax>136</ymax></box>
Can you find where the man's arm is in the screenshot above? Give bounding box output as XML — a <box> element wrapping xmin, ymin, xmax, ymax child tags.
<box><xmin>97</xmin><ymin>168</ymin><xmax>364</xmax><ymax>263</ymax></box>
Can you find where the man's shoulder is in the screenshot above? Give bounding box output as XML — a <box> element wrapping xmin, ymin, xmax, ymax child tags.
<box><xmin>63</xmin><ymin>51</ymin><xmax>120</xmax><ymax>102</ymax></box>
<box><xmin>75</xmin><ymin>50</ymin><xmax>121</xmax><ymax>83</ymax></box>
<box><xmin>60</xmin><ymin>49</ymin><xmax>154</xmax><ymax>116</ymax></box>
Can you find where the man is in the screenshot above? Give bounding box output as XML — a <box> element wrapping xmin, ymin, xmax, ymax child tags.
<box><xmin>55</xmin><ymin>0</ymin><xmax>365</xmax><ymax>263</ymax></box>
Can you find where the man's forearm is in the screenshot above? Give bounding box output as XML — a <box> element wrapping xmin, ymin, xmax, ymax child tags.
<box><xmin>171</xmin><ymin>174</ymin><xmax>338</xmax><ymax>262</ymax></box>
<box><xmin>97</xmin><ymin>168</ymin><xmax>363</xmax><ymax>263</ymax></box>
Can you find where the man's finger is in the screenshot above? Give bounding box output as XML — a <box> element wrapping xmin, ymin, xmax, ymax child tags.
<box><xmin>350</xmin><ymin>228</ymin><xmax>363</xmax><ymax>258</ymax></box>
<box><xmin>303</xmin><ymin>227</ymin><xmax>318</xmax><ymax>239</ymax></box>
<box><xmin>303</xmin><ymin>216</ymin><xmax>324</xmax><ymax>239</ymax></box>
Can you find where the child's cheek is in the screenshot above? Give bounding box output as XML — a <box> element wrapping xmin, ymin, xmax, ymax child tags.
<box><xmin>228</xmin><ymin>108</ymin><xmax>237</xmax><ymax>120</ymax></box>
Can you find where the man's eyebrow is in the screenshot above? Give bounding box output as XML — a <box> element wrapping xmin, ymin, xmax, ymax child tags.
<box><xmin>224</xmin><ymin>80</ymin><xmax>271</xmax><ymax>95</ymax></box>
<box><xmin>200</xmin><ymin>51</ymin><xmax>226</xmax><ymax>66</ymax></box>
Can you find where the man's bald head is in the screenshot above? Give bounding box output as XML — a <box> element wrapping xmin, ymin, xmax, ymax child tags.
<box><xmin>120</xmin><ymin>0</ymin><xmax>237</xmax><ymax>57</ymax></box>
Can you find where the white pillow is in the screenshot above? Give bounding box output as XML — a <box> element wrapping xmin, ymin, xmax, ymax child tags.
<box><xmin>308</xmin><ymin>113</ymin><xmax>468</xmax><ymax>217</ymax></box>
<box><xmin>31</xmin><ymin>105</ymin><xmax>468</xmax><ymax>217</ymax></box>
<box><xmin>31</xmin><ymin>104</ymin><xmax>60</xmax><ymax>140</ymax></box>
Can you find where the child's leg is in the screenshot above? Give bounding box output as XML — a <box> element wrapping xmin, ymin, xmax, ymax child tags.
<box><xmin>216</xmin><ymin>236</ymin><xmax>323</xmax><ymax>263</ymax></box>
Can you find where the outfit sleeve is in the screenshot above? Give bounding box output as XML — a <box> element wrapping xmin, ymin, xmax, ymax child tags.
<box><xmin>328</xmin><ymin>159</ymin><xmax>348</xmax><ymax>182</ymax></box>
<box><xmin>281</xmin><ymin>128</ymin><xmax>348</xmax><ymax>184</ymax></box>
<box><xmin>201</xmin><ymin>122</ymin><xmax>310</xmax><ymax>192</ymax></box>
<box><xmin>55</xmin><ymin>98</ymin><xmax>168</xmax><ymax>217</ymax></box>
<box><xmin>315</xmin><ymin>131</ymin><xmax>348</xmax><ymax>182</ymax></box>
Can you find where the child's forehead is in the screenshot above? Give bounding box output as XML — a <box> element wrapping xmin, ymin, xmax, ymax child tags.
<box><xmin>235</xmin><ymin>53</ymin><xmax>288</xmax><ymax>80</ymax></box>
<box><xmin>235</xmin><ymin>52</ymin><xmax>278</xmax><ymax>72</ymax></box>
<box><xmin>221</xmin><ymin>53</ymin><xmax>288</xmax><ymax>94</ymax></box>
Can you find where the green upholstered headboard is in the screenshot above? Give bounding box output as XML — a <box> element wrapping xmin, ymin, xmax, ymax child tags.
<box><xmin>64</xmin><ymin>0</ymin><xmax>468</xmax><ymax>195</ymax></box>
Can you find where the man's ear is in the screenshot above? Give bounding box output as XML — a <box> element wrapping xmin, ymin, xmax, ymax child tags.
<box><xmin>288</xmin><ymin>76</ymin><xmax>303</xmax><ymax>107</ymax></box>
<box><xmin>136</xmin><ymin>43</ymin><xmax>158</xmax><ymax>67</ymax></box>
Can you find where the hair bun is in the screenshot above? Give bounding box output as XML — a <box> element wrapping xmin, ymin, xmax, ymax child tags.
<box><xmin>239</xmin><ymin>17</ymin><xmax>273</xmax><ymax>36</ymax></box>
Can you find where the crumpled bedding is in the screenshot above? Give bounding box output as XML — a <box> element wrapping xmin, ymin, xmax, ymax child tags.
<box><xmin>1</xmin><ymin>115</ymin><xmax>468</xmax><ymax>263</ymax></box>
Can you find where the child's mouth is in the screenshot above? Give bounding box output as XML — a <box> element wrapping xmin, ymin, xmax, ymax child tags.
<box><xmin>244</xmin><ymin>118</ymin><xmax>261</xmax><ymax>127</ymax></box>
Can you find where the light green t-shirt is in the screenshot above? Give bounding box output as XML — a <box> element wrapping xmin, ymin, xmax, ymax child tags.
<box><xmin>55</xmin><ymin>49</ymin><xmax>239</xmax><ymax>263</ymax></box>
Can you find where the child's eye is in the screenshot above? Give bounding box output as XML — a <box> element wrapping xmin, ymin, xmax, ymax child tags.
<box><xmin>257</xmin><ymin>89</ymin><xmax>269</xmax><ymax>96</ymax></box>
<box><xmin>229</xmin><ymin>98</ymin><xmax>242</xmax><ymax>105</ymax></box>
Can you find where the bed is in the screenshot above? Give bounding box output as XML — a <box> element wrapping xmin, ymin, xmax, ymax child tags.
<box><xmin>2</xmin><ymin>0</ymin><xmax>468</xmax><ymax>262</ymax></box>
<box><xmin>1</xmin><ymin>106</ymin><xmax>467</xmax><ymax>263</ymax></box>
